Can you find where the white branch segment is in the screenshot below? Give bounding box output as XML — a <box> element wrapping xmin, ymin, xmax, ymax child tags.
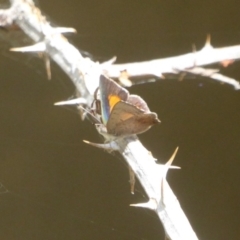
<box><xmin>104</xmin><ymin>38</ymin><xmax>240</xmax><ymax>89</ymax></box>
<box><xmin>116</xmin><ymin>137</ymin><xmax>198</xmax><ymax>240</ymax></box>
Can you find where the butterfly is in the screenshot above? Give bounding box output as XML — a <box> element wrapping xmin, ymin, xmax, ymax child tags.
<box><xmin>97</xmin><ymin>75</ymin><xmax>160</xmax><ymax>137</ymax></box>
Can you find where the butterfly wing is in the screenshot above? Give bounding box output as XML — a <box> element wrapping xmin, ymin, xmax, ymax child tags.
<box><xmin>99</xmin><ymin>75</ymin><xmax>129</xmax><ymax>125</ymax></box>
<box><xmin>107</xmin><ymin>101</ymin><xmax>160</xmax><ymax>136</ymax></box>
<box><xmin>127</xmin><ymin>94</ymin><xmax>151</xmax><ymax>112</ymax></box>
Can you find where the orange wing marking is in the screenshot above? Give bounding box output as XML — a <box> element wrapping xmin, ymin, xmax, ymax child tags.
<box><xmin>108</xmin><ymin>95</ymin><xmax>121</xmax><ymax>112</ymax></box>
<box><xmin>119</xmin><ymin>112</ymin><xmax>134</xmax><ymax>121</ymax></box>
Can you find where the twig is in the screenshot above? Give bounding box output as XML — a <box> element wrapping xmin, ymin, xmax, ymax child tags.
<box><xmin>104</xmin><ymin>36</ymin><xmax>240</xmax><ymax>89</ymax></box>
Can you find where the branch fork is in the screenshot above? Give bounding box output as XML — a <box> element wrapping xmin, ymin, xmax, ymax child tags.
<box><xmin>2</xmin><ymin>0</ymin><xmax>239</xmax><ymax>239</ymax></box>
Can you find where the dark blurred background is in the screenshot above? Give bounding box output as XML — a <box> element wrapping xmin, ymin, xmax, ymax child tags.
<box><xmin>0</xmin><ymin>0</ymin><xmax>240</xmax><ymax>239</ymax></box>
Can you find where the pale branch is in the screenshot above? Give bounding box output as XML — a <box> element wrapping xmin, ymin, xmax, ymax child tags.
<box><xmin>104</xmin><ymin>38</ymin><xmax>240</xmax><ymax>89</ymax></box>
<box><xmin>5</xmin><ymin>0</ymin><xmax>240</xmax><ymax>239</ymax></box>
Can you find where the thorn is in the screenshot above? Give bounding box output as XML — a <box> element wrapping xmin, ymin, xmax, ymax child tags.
<box><xmin>152</xmin><ymin>71</ymin><xmax>164</xmax><ymax>79</ymax></box>
<box><xmin>53</xmin><ymin>27</ymin><xmax>77</xmax><ymax>34</ymax></box>
<box><xmin>43</xmin><ymin>53</ymin><xmax>51</xmax><ymax>80</ymax></box>
<box><xmin>157</xmin><ymin>147</ymin><xmax>180</xmax><ymax>185</ymax></box>
<box><xmin>159</xmin><ymin>73</ymin><xmax>165</xmax><ymax>79</ymax></box>
<box><xmin>10</xmin><ymin>42</ymin><xmax>46</xmax><ymax>52</ymax></box>
<box><xmin>220</xmin><ymin>59</ymin><xmax>235</xmax><ymax>68</ymax></box>
<box><xmin>191</xmin><ymin>44</ymin><xmax>197</xmax><ymax>67</ymax></box>
<box><xmin>101</xmin><ymin>56</ymin><xmax>117</xmax><ymax>66</ymax></box>
<box><xmin>78</xmin><ymin>109</ymin><xmax>87</xmax><ymax>121</ymax></box>
<box><xmin>202</xmin><ymin>34</ymin><xmax>213</xmax><ymax>51</ymax></box>
<box><xmin>206</xmin><ymin>34</ymin><xmax>211</xmax><ymax>45</ymax></box>
<box><xmin>130</xmin><ymin>198</ymin><xmax>158</xmax><ymax>210</ymax></box>
<box><xmin>192</xmin><ymin>43</ymin><xmax>197</xmax><ymax>53</ymax></box>
<box><xmin>178</xmin><ymin>72</ymin><xmax>186</xmax><ymax>81</ymax></box>
<box><xmin>83</xmin><ymin>140</ymin><xmax>119</xmax><ymax>151</ymax></box>
<box><xmin>166</xmin><ymin>147</ymin><xmax>179</xmax><ymax>167</ymax></box>
<box><xmin>54</xmin><ymin>98</ymin><xmax>86</xmax><ymax>106</ymax></box>
<box><xmin>235</xmin><ymin>83</ymin><xmax>240</xmax><ymax>90</ymax></box>
<box><xmin>128</xmin><ymin>166</ymin><xmax>135</xmax><ymax>194</ymax></box>
<box><xmin>159</xmin><ymin>148</ymin><xmax>180</xmax><ymax>206</ymax></box>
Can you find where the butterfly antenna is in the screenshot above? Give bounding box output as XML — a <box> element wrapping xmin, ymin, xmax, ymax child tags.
<box><xmin>78</xmin><ymin>106</ymin><xmax>101</xmax><ymax>124</ymax></box>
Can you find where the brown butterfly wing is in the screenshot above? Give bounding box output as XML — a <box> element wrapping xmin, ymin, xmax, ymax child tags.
<box><xmin>127</xmin><ymin>94</ymin><xmax>151</xmax><ymax>112</ymax></box>
<box><xmin>106</xmin><ymin>101</ymin><xmax>160</xmax><ymax>136</ymax></box>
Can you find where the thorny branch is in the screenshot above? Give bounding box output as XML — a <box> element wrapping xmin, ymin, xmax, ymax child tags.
<box><xmin>104</xmin><ymin>36</ymin><xmax>240</xmax><ymax>89</ymax></box>
<box><xmin>1</xmin><ymin>0</ymin><xmax>239</xmax><ymax>239</ymax></box>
